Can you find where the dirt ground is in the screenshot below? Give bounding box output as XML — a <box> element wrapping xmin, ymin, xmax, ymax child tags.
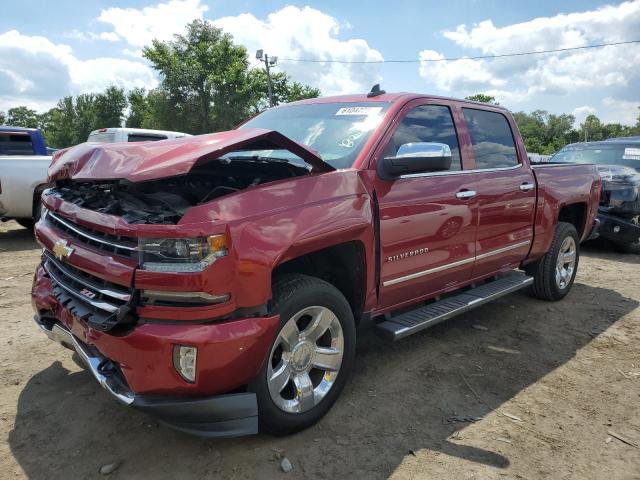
<box><xmin>0</xmin><ymin>220</ymin><xmax>639</xmax><ymax>480</ymax></box>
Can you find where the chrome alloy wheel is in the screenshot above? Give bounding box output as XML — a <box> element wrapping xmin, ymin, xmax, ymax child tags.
<box><xmin>555</xmin><ymin>236</ymin><xmax>577</xmax><ymax>289</ymax></box>
<box><xmin>267</xmin><ymin>306</ymin><xmax>344</xmax><ymax>413</ymax></box>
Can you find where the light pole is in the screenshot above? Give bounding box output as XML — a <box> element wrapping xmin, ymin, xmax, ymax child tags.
<box><xmin>256</xmin><ymin>49</ymin><xmax>278</xmax><ymax>107</ymax></box>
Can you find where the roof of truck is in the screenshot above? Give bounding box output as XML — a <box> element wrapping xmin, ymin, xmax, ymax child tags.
<box><xmin>0</xmin><ymin>126</ymin><xmax>40</xmax><ymax>132</ymax></box>
<box><xmin>288</xmin><ymin>92</ymin><xmax>511</xmax><ymax>111</ymax></box>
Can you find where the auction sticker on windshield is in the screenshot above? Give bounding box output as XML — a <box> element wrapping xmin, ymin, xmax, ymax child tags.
<box><xmin>623</xmin><ymin>147</ymin><xmax>640</xmax><ymax>160</ymax></box>
<box><xmin>336</xmin><ymin>107</ymin><xmax>383</xmax><ymax>116</ymax></box>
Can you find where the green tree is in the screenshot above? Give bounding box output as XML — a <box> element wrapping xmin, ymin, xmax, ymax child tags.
<box><xmin>45</xmin><ymin>97</ymin><xmax>77</xmax><ymax>148</ymax></box>
<box><xmin>247</xmin><ymin>69</ymin><xmax>320</xmax><ymax>113</ymax></box>
<box><xmin>465</xmin><ymin>93</ymin><xmax>499</xmax><ymax>105</ymax></box>
<box><xmin>0</xmin><ymin>111</ymin><xmax>5</xmax><ymax>125</ymax></box>
<box><xmin>580</xmin><ymin>114</ymin><xmax>604</xmax><ymax>142</ymax></box>
<box><xmin>142</xmin><ymin>20</ymin><xmax>320</xmax><ymax>133</ymax></box>
<box><xmin>513</xmin><ymin>110</ymin><xmax>577</xmax><ymax>154</ymax></box>
<box><xmin>7</xmin><ymin>106</ymin><xmax>40</xmax><ymax>128</ymax></box>
<box><xmin>126</xmin><ymin>88</ymin><xmax>148</xmax><ymax>128</ymax></box>
<box><xmin>143</xmin><ymin>20</ymin><xmax>252</xmax><ymax>133</ymax></box>
<box><xmin>95</xmin><ymin>86</ymin><xmax>127</xmax><ymax>128</ymax></box>
<box><xmin>74</xmin><ymin>94</ymin><xmax>98</xmax><ymax>143</ymax></box>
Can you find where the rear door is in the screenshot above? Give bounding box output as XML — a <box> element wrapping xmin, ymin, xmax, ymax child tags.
<box><xmin>461</xmin><ymin>108</ymin><xmax>536</xmax><ymax>278</ymax></box>
<box><xmin>372</xmin><ymin>100</ymin><xmax>478</xmax><ymax>310</ymax></box>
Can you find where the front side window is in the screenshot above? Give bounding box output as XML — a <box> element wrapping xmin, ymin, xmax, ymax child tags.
<box><xmin>463</xmin><ymin>108</ymin><xmax>518</xmax><ymax>169</ymax></box>
<box><xmin>386</xmin><ymin>105</ymin><xmax>462</xmax><ymax>170</ymax></box>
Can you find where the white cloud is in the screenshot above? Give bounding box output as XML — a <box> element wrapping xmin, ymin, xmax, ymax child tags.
<box><xmin>63</xmin><ymin>29</ymin><xmax>120</xmax><ymax>42</ymax></box>
<box><xmin>418</xmin><ymin>0</ymin><xmax>640</xmax><ymax>121</ymax></box>
<box><xmin>212</xmin><ymin>5</ymin><xmax>383</xmax><ymax>95</ymax></box>
<box><xmin>92</xmin><ymin>1</ymin><xmax>383</xmax><ymax>95</ymax></box>
<box><xmin>97</xmin><ymin>0</ymin><xmax>208</xmax><ymax>48</ymax></box>
<box><xmin>572</xmin><ymin>105</ymin><xmax>597</xmax><ymax>124</ymax></box>
<box><xmin>0</xmin><ymin>30</ymin><xmax>157</xmax><ymax>112</ymax></box>
<box><xmin>601</xmin><ymin>97</ymin><xmax>640</xmax><ymax>125</ymax></box>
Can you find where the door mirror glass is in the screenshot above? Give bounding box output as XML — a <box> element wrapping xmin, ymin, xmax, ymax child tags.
<box><xmin>380</xmin><ymin>142</ymin><xmax>452</xmax><ymax>178</ymax></box>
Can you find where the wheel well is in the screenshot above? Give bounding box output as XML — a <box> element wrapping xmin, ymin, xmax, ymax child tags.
<box><xmin>272</xmin><ymin>241</ymin><xmax>366</xmax><ymax>322</ymax></box>
<box><xmin>32</xmin><ymin>184</ymin><xmax>51</xmax><ymax>217</ymax></box>
<box><xmin>558</xmin><ymin>203</ymin><xmax>587</xmax><ymax>236</ymax></box>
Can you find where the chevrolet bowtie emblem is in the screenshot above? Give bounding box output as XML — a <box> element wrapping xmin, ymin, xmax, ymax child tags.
<box><xmin>52</xmin><ymin>239</ymin><xmax>74</xmax><ymax>260</ymax></box>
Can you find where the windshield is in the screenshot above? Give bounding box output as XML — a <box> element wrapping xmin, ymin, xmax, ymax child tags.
<box><xmin>552</xmin><ymin>143</ymin><xmax>640</xmax><ymax>170</ymax></box>
<box><xmin>238</xmin><ymin>102</ymin><xmax>390</xmax><ymax>168</ymax></box>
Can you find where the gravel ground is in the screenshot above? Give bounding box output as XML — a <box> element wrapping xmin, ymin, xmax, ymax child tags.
<box><xmin>0</xmin><ymin>219</ymin><xmax>639</xmax><ymax>479</ymax></box>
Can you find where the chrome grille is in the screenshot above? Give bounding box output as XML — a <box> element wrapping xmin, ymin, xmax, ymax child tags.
<box><xmin>46</xmin><ymin>211</ymin><xmax>138</xmax><ymax>259</ymax></box>
<box><xmin>43</xmin><ymin>251</ymin><xmax>133</xmax><ymax>328</ymax></box>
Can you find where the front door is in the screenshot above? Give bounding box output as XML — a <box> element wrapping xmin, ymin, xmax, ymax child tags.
<box><xmin>372</xmin><ymin>102</ymin><xmax>478</xmax><ymax>310</ymax></box>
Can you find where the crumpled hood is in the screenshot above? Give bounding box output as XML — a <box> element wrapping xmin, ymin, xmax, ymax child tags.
<box><xmin>48</xmin><ymin>128</ymin><xmax>333</xmax><ymax>183</ymax></box>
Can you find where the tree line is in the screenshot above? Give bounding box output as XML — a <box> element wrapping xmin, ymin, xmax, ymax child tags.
<box><xmin>1</xmin><ymin>21</ymin><xmax>638</xmax><ymax>155</ymax></box>
<box><xmin>465</xmin><ymin>94</ymin><xmax>640</xmax><ymax>154</ymax></box>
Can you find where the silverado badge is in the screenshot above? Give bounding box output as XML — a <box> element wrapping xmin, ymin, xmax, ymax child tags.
<box><xmin>387</xmin><ymin>247</ymin><xmax>429</xmax><ymax>262</ymax></box>
<box><xmin>52</xmin><ymin>239</ymin><xmax>74</xmax><ymax>260</ymax></box>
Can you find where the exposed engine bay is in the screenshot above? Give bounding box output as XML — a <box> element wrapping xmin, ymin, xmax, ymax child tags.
<box><xmin>49</xmin><ymin>157</ymin><xmax>310</xmax><ymax>224</ymax></box>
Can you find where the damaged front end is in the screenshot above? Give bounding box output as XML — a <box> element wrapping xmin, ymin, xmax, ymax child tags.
<box><xmin>46</xmin><ymin>128</ymin><xmax>333</xmax><ymax>225</ymax></box>
<box><xmin>595</xmin><ymin>165</ymin><xmax>640</xmax><ymax>248</ymax></box>
<box><xmin>49</xmin><ymin>158</ymin><xmax>311</xmax><ymax>224</ymax></box>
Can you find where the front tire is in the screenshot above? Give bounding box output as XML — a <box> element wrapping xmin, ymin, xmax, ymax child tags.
<box><xmin>251</xmin><ymin>274</ymin><xmax>356</xmax><ymax>436</ymax></box>
<box><xmin>527</xmin><ymin>222</ymin><xmax>580</xmax><ymax>301</ymax></box>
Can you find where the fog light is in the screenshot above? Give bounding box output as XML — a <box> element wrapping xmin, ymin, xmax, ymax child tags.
<box><xmin>173</xmin><ymin>345</ymin><xmax>197</xmax><ymax>383</ymax></box>
<box><xmin>613</xmin><ymin>225</ymin><xmax>621</xmax><ymax>233</ymax></box>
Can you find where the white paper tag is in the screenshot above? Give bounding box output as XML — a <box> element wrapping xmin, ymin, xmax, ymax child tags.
<box><xmin>622</xmin><ymin>147</ymin><xmax>640</xmax><ymax>160</ymax></box>
<box><xmin>335</xmin><ymin>106</ymin><xmax>383</xmax><ymax>116</ymax></box>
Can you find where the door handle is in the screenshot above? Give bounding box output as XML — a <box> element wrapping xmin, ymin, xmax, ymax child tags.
<box><xmin>456</xmin><ymin>190</ymin><xmax>477</xmax><ymax>199</ymax></box>
<box><xmin>519</xmin><ymin>182</ymin><xmax>535</xmax><ymax>192</ymax></box>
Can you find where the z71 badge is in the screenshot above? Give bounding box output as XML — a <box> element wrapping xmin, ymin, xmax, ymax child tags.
<box><xmin>387</xmin><ymin>247</ymin><xmax>429</xmax><ymax>262</ymax></box>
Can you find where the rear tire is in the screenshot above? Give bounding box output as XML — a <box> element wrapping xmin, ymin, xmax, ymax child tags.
<box><xmin>250</xmin><ymin>274</ymin><xmax>356</xmax><ymax>436</ymax></box>
<box><xmin>15</xmin><ymin>219</ymin><xmax>34</xmax><ymax>230</ymax></box>
<box><xmin>527</xmin><ymin>222</ymin><xmax>580</xmax><ymax>301</ymax></box>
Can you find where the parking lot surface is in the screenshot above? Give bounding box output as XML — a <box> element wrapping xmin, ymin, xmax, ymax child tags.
<box><xmin>0</xmin><ymin>220</ymin><xmax>639</xmax><ymax>479</ymax></box>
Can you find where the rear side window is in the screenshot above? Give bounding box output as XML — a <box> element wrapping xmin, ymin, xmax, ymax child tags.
<box><xmin>388</xmin><ymin>105</ymin><xmax>461</xmax><ymax>170</ymax></box>
<box><xmin>128</xmin><ymin>134</ymin><xmax>168</xmax><ymax>142</ymax></box>
<box><xmin>88</xmin><ymin>132</ymin><xmax>116</xmax><ymax>143</ymax></box>
<box><xmin>0</xmin><ymin>133</ymin><xmax>35</xmax><ymax>155</ymax></box>
<box><xmin>462</xmin><ymin>108</ymin><xmax>518</xmax><ymax>169</ymax></box>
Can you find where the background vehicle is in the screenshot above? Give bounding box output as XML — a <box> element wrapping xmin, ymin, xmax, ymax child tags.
<box><xmin>32</xmin><ymin>92</ymin><xmax>600</xmax><ymax>437</ymax></box>
<box><xmin>87</xmin><ymin>127</ymin><xmax>191</xmax><ymax>143</ymax></box>
<box><xmin>552</xmin><ymin>139</ymin><xmax>640</xmax><ymax>253</ymax></box>
<box><xmin>0</xmin><ymin>126</ymin><xmax>52</xmax><ymax>229</ymax></box>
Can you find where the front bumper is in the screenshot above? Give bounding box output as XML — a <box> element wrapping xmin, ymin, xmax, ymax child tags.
<box><xmin>596</xmin><ymin>212</ymin><xmax>640</xmax><ymax>245</ymax></box>
<box><xmin>35</xmin><ymin>315</ymin><xmax>260</xmax><ymax>437</ymax></box>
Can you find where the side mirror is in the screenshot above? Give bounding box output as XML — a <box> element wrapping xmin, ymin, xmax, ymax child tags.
<box><xmin>380</xmin><ymin>142</ymin><xmax>452</xmax><ymax>178</ymax></box>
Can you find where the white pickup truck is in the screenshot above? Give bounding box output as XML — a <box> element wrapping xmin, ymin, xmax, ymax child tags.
<box><xmin>0</xmin><ymin>127</ymin><xmax>52</xmax><ymax>229</ymax></box>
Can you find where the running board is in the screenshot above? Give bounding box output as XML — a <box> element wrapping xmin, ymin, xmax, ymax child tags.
<box><xmin>376</xmin><ymin>271</ymin><xmax>534</xmax><ymax>341</ymax></box>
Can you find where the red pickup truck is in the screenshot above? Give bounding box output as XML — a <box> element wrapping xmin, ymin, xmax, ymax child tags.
<box><xmin>31</xmin><ymin>91</ymin><xmax>601</xmax><ymax>437</ymax></box>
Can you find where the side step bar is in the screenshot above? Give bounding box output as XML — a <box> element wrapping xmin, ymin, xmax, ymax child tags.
<box><xmin>376</xmin><ymin>271</ymin><xmax>534</xmax><ymax>341</ymax></box>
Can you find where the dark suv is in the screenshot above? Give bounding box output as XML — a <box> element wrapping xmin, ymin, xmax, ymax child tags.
<box><xmin>552</xmin><ymin>139</ymin><xmax>640</xmax><ymax>253</ymax></box>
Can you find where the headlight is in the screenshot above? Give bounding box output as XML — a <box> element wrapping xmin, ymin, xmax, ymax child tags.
<box><xmin>139</xmin><ymin>235</ymin><xmax>227</xmax><ymax>272</ymax></box>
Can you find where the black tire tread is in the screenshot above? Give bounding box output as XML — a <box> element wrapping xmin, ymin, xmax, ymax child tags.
<box><xmin>527</xmin><ymin>222</ymin><xmax>579</xmax><ymax>301</ymax></box>
<box><xmin>254</xmin><ymin>273</ymin><xmax>356</xmax><ymax>436</ymax></box>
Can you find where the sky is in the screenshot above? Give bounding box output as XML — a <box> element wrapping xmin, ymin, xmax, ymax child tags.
<box><xmin>1</xmin><ymin>0</ymin><xmax>639</xmax><ymax>125</ymax></box>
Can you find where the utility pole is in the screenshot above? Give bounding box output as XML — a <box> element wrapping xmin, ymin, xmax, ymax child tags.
<box><xmin>256</xmin><ymin>50</ymin><xmax>277</xmax><ymax>107</ymax></box>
